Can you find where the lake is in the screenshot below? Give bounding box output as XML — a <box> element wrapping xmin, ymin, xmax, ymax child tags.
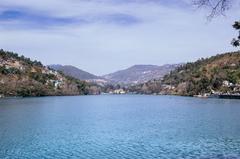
<box><xmin>0</xmin><ymin>95</ymin><xmax>240</xmax><ymax>159</ymax></box>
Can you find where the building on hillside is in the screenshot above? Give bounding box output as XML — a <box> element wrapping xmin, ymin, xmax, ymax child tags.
<box><xmin>113</xmin><ymin>89</ymin><xmax>126</xmax><ymax>94</ymax></box>
<box><xmin>47</xmin><ymin>79</ymin><xmax>63</xmax><ymax>89</ymax></box>
<box><xmin>223</xmin><ymin>81</ymin><xmax>234</xmax><ymax>87</ymax></box>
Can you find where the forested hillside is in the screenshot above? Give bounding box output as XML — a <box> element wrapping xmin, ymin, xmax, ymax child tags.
<box><xmin>0</xmin><ymin>49</ymin><xmax>90</xmax><ymax>97</ymax></box>
<box><xmin>128</xmin><ymin>51</ymin><xmax>240</xmax><ymax>96</ymax></box>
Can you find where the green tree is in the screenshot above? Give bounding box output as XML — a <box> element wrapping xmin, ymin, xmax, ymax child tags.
<box><xmin>232</xmin><ymin>21</ymin><xmax>240</xmax><ymax>46</ymax></box>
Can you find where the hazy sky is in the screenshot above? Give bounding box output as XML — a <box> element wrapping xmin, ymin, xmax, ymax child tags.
<box><xmin>0</xmin><ymin>0</ymin><xmax>239</xmax><ymax>75</ymax></box>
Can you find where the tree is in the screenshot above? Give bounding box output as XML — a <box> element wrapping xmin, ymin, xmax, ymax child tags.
<box><xmin>193</xmin><ymin>0</ymin><xmax>231</xmax><ymax>18</ymax></box>
<box><xmin>231</xmin><ymin>21</ymin><xmax>240</xmax><ymax>46</ymax></box>
<box><xmin>193</xmin><ymin>0</ymin><xmax>239</xmax><ymax>47</ymax></box>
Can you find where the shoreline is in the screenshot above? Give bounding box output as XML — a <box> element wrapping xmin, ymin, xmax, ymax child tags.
<box><xmin>1</xmin><ymin>93</ymin><xmax>239</xmax><ymax>100</ymax></box>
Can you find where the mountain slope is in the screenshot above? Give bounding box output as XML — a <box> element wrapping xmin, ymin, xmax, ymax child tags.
<box><xmin>162</xmin><ymin>51</ymin><xmax>240</xmax><ymax>96</ymax></box>
<box><xmin>0</xmin><ymin>49</ymin><xmax>89</xmax><ymax>97</ymax></box>
<box><xmin>49</xmin><ymin>64</ymin><xmax>101</xmax><ymax>80</ymax></box>
<box><xmin>129</xmin><ymin>51</ymin><xmax>240</xmax><ymax>96</ymax></box>
<box><xmin>103</xmin><ymin>64</ymin><xmax>180</xmax><ymax>84</ymax></box>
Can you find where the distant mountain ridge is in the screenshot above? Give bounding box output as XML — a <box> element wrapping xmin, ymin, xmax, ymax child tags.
<box><xmin>49</xmin><ymin>64</ymin><xmax>181</xmax><ymax>85</ymax></box>
<box><xmin>49</xmin><ymin>64</ymin><xmax>103</xmax><ymax>81</ymax></box>
<box><xmin>102</xmin><ymin>64</ymin><xmax>181</xmax><ymax>84</ymax></box>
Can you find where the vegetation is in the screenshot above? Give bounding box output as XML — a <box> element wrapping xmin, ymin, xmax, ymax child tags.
<box><xmin>0</xmin><ymin>49</ymin><xmax>90</xmax><ymax>97</ymax></box>
<box><xmin>232</xmin><ymin>21</ymin><xmax>240</xmax><ymax>47</ymax></box>
<box><xmin>0</xmin><ymin>49</ymin><xmax>43</xmax><ymax>67</ymax></box>
<box><xmin>1</xmin><ymin>48</ymin><xmax>240</xmax><ymax>97</ymax></box>
<box><xmin>0</xmin><ymin>66</ymin><xmax>21</xmax><ymax>75</ymax></box>
<box><xmin>127</xmin><ymin>51</ymin><xmax>240</xmax><ymax>96</ymax></box>
<box><xmin>164</xmin><ymin>51</ymin><xmax>240</xmax><ymax>95</ymax></box>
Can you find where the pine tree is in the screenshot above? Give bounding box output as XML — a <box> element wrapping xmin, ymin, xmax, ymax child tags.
<box><xmin>232</xmin><ymin>21</ymin><xmax>240</xmax><ymax>47</ymax></box>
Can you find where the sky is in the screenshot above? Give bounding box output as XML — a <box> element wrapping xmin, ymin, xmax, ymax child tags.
<box><xmin>0</xmin><ymin>0</ymin><xmax>240</xmax><ymax>75</ymax></box>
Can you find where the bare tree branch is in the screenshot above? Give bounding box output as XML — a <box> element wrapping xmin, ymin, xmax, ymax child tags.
<box><xmin>193</xmin><ymin>0</ymin><xmax>231</xmax><ymax>19</ymax></box>
<box><xmin>193</xmin><ymin>0</ymin><xmax>240</xmax><ymax>47</ymax></box>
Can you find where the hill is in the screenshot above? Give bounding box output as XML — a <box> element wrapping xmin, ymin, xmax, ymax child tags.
<box><xmin>162</xmin><ymin>51</ymin><xmax>240</xmax><ymax>96</ymax></box>
<box><xmin>49</xmin><ymin>65</ymin><xmax>108</xmax><ymax>86</ymax></box>
<box><xmin>103</xmin><ymin>64</ymin><xmax>180</xmax><ymax>84</ymax></box>
<box><xmin>49</xmin><ymin>64</ymin><xmax>103</xmax><ymax>80</ymax></box>
<box><xmin>0</xmin><ymin>49</ymin><xmax>91</xmax><ymax>97</ymax></box>
<box><xmin>129</xmin><ymin>51</ymin><xmax>240</xmax><ymax>96</ymax></box>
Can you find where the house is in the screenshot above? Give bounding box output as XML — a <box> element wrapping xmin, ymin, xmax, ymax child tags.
<box><xmin>47</xmin><ymin>79</ymin><xmax>63</xmax><ymax>89</ymax></box>
<box><xmin>54</xmin><ymin>80</ymin><xmax>62</xmax><ymax>88</ymax></box>
<box><xmin>114</xmin><ymin>89</ymin><xmax>126</xmax><ymax>94</ymax></box>
<box><xmin>223</xmin><ymin>81</ymin><xmax>234</xmax><ymax>87</ymax></box>
<box><xmin>48</xmin><ymin>70</ymin><xmax>58</xmax><ymax>76</ymax></box>
<box><xmin>162</xmin><ymin>84</ymin><xmax>175</xmax><ymax>90</ymax></box>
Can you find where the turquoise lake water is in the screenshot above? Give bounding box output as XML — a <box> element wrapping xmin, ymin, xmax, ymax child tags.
<box><xmin>0</xmin><ymin>95</ymin><xmax>240</xmax><ymax>159</ymax></box>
